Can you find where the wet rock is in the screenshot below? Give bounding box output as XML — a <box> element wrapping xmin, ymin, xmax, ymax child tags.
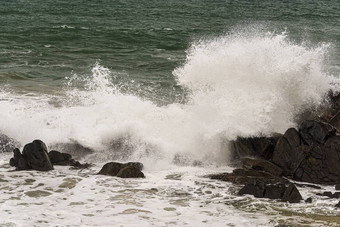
<box><xmin>299</xmin><ymin>120</ymin><xmax>336</xmax><ymax>145</ymax></box>
<box><xmin>0</xmin><ymin>133</ymin><xmax>20</xmax><ymax>153</ymax></box>
<box><xmin>242</xmin><ymin>158</ymin><xmax>283</xmax><ymax>176</ymax></box>
<box><xmin>22</xmin><ymin>140</ymin><xmax>53</xmax><ymax>171</ymax></box>
<box><xmin>231</xmin><ymin>136</ymin><xmax>280</xmax><ymax>160</ymax></box>
<box><xmin>208</xmin><ymin>168</ymin><xmax>288</xmax><ymax>185</ymax></box>
<box><xmin>238</xmin><ymin>180</ymin><xmax>265</xmax><ymax>198</ymax></box>
<box><xmin>272</xmin><ymin>128</ymin><xmax>305</xmax><ymax>176</ymax></box>
<box><xmin>98</xmin><ymin>162</ymin><xmax>144</xmax><ymax>178</ymax></box>
<box><xmin>9</xmin><ymin>148</ymin><xmax>28</xmax><ymax>170</ymax></box>
<box><xmin>48</xmin><ymin>150</ymin><xmax>72</xmax><ymax>165</ymax></box>
<box><xmin>49</xmin><ymin>141</ymin><xmax>94</xmax><ymax>160</ymax></box>
<box><xmin>116</xmin><ymin>166</ymin><xmax>145</xmax><ymax>178</ymax></box>
<box><xmin>305</xmin><ymin>197</ymin><xmax>313</xmax><ymax>203</ymax></box>
<box><xmin>238</xmin><ymin>181</ymin><xmax>302</xmax><ymax>203</ymax></box>
<box><xmin>336</xmin><ymin>184</ymin><xmax>340</xmax><ymax>191</ymax></box>
<box><xmin>336</xmin><ymin>201</ymin><xmax>340</xmax><ymax>208</ymax></box>
<box><xmin>281</xmin><ymin>184</ymin><xmax>303</xmax><ymax>203</ymax></box>
<box><xmin>319</xmin><ymin>191</ymin><xmax>340</xmax><ymax>199</ymax></box>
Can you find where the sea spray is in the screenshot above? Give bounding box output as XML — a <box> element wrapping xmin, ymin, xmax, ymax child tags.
<box><xmin>0</xmin><ymin>31</ymin><xmax>338</xmax><ymax>168</ymax></box>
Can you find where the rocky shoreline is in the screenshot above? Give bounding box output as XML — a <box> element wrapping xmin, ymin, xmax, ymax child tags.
<box><xmin>1</xmin><ymin>92</ymin><xmax>340</xmax><ymax>208</ymax></box>
<box><xmin>209</xmin><ymin>92</ymin><xmax>340</xmax><ymax>205</ymax></box>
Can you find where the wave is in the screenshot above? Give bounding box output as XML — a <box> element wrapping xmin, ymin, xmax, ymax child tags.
<box><xmin>0</xmin><ymin>30</ymin><xmax>338</xmax><ymax>168</ymax></box>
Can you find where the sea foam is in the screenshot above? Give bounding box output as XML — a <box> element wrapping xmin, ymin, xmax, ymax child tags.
<box><xmin>0</xmin><ymin>31</ymin><xmax>338</xmax><ymax>168</ymax></box>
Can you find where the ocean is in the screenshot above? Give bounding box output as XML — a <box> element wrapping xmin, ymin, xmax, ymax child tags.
<box><xmin>0</xmin><ymin>0</ymin><xmax>340</xmax><ymax>226</ymax></box>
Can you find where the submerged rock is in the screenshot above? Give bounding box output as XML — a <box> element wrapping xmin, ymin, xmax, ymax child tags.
<box><xmin>48</xmin><ymin>150</ymin><xmax>92</xmax><ymax>169</ymax></box>
<box><xmin>98</xmin><ymin>162</ymin><xmax>144</xmax><ymax>178</ymax></box>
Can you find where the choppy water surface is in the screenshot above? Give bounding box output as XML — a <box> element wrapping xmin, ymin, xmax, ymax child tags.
<box><xmin>1</xmin><ymin>0</ymin><xmax>340</xmax><ymax>226</ymax></box>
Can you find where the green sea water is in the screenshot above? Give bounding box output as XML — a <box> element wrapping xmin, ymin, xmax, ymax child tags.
<box><xmin>0</xmin><ymin>0</ymin><xmax>339</xmax><ymax>103</ymax></box>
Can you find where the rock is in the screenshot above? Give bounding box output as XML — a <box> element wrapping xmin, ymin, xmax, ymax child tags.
<box><xmin>305</xmin><ymin>197</ymin><xmax>313</xmax><ymax>203</ymax></box>
<box><xmin>48</xmin><ymin>150</ymin><xmax>72</xmax><ymax>165</ymax></box>
<box><xmin>336</xmin><ymin>201</ymin><xmax>340</xmax><ymax>208</ymax></box>
<box><xmin>238</xmin><ymin>181</ymin><xmax>265</xmax><ymax>198</ymax></box>
<box><xmin>272</xmin><ymin>128</ymin><xmax>305</xmax><ymax>176</ymax></box>
<box><xmin>238</xmin><ymin>181</ymin><xmax>302</xmax><ymax>203</ymax></box>
<box><xmin>231</xmin><ymin>136</ymin><xmax>280</xmax><ymax>160</ymax></box>
<box><xmin>299</xmin><ymin>120</ymin><xmax>336</xmax><ymax>145</ymax></box>
<box><xmin>319</xmin><ymin>191</ymin><xmax>340</xmax><ymax>199</ymax></box>
<box><xmin>22</xmin><ymin>140</ymin><xmax>53</xmax><ymax>171</ymax></box>
<box><xmin>116</xmin><ymin>166</ymin><xmax>145</xmax><ymax>178</ymax></box>
<box><xmin>0</xmin><ymin>133</ymin><xmax>20</xmax><ymax>153</ymax></box>
<box><xmin>98</xmin><ymin>162</ymin><xmax>144</xmax><ymax>178</ymax></box>
<box><xmin>242</xmin><ymin>158</ymin><xmax>283</xmax><ymax>176</ymax></box>
<box><xmin>336</xmin><ymin>184</ymin><xmax>340</xmax><ymax>190</ymax></box>
<box><xmin>9</xmin><ymin>148</ymin><xmax>28</xmax><ymax>170</ymax></box>
<box><xmin>49</xmin><ymin>141</ymin><xmax>94</xmax><ymax>160</ymax></box>
<box><xmin>281</xmin><ymin>184</ymin><xmax>302</xmax><ymax>203</ymax></box>
<box><xmin>208</xmin><ymin>168</ymin><xmax>288</xmax><ymax>185</ymax></box>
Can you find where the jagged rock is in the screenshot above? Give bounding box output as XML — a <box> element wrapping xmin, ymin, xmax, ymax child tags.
<box><xmin>116</xmin><ymin>166</ymin><xmax>145</xmax><ymax>178</ymax></box>
<box><xmin>22</xmin><ymin>140</ymin><xmax>53</xmax><ymax>171</ymax></box>
<box><xmin>98</xmin><ymin>162</ymin><xmax>144</xmax><ymax>178</ymax></box>
<box><xmin>294</xmin><ymin>135</ymin><xmax>340</xmax><ymax>184</ymax></box>
<box><xmin>299</xmin><ymin>120</ymin><xmax>336</xmax><ymax>145</ymax></box>
<box><xmin>336</xmin><ymin>184</ymin><xmax>340</xmax><ymax>190</ymax></box>
<box><xmin>0</xmin><ymin>133</ymin><xmax>20</xmax><ymax>153</ymax></box>
<box><xmin>238</xmin><ymin>181</ymin><xmax>302</xmax><ymax>203</ymax></box>
<box><xmin>272</xmin><ymin>128</ymin><xmax>305</xmax><ymax>176</ymax></box>
<box><xmin>231</xmin><ymin>136</ymin><xmax>280</xmax><ymax>160</ymax></box>
<box><xmin>281</xmin><ymin>184</ymin><xmax>302</xmax><ymax>203</ymax></box>
<box><xmin>208</xmin><ymin>168</ymin><xmax>288</xmax><ymax>185</ymax></box>
<box><xmin>242</xmin><ymin>158</ymin><xmax>283</xmax><ymax>176</ymax></box>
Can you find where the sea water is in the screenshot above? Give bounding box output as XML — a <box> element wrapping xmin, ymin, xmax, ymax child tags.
<box><xmin>0</xmin><ymin>0</ymin><xmax>340</xmax><ymax>226</ymax></box>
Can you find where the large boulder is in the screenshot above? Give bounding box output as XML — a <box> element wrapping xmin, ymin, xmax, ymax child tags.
<box><xmin>22</xmin><ymin>140</ymin><xmax>53</xmax><ymax>171</ymax></box>
<box><xmin>272</xmin><ymin>128</ymin><xmax>305</xmax><ymax>176</ymax></box>
<box><xmin>48</xmin><ymin>150</ymin><xmax>72</xmax><ymax>165</ymax></box>
<box><xmin>9</xmin><ymin>148</ymin><xmax>28</xmax><ymax>170</ymax></box>
<box><xmin>299</xmin><ymin>120</ymin><xmax>336</xmax><ymax>145</ymax></box>
<box><xmin>98</xmin><ymin>162</ymin><xmax>144</xmax><ymax>178</ymax></box>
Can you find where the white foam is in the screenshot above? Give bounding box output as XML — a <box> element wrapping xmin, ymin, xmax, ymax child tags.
<box><xmin>0</xmin><ymin>31</ymin><xmax>338</xmax><ymax>168</ymax></box>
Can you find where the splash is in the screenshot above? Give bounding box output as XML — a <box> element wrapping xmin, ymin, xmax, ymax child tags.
<box><xmin>0</xmin><ymin>31</ymin><xmax>338</xmax><ymax>168</ymax></box>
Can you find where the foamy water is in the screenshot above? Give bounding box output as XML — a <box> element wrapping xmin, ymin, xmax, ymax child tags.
<box><xmin>1</xmin><ymin>32</ymin><xmax>340</xmax><ymax>226</ymax></box>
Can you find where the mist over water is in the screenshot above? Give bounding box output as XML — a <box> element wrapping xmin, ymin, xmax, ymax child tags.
<box><xmin>1</xmin><ymin>31</ymin><xmax>338</xmax><ymax>168</ymax></box>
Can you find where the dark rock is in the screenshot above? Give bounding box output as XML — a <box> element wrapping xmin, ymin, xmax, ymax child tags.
<box><xmin>272</xmin><ymin>128</ymin><xmax>305</xmax><ymax>176</ymax></box>
<box><xmin>239</xmin><ymin>181</ymin><xmax>302</xmax><ymax>203</ymax></box>
<box><xmin>22</xmin><ymin>140</ymin><xmax>53</xmax><ymax>171</ymax></box>
<box><xmin>48</xmin><ymin>150</ymin><xmax>72</xmax><ymax>165</ymax></box>
<box><xmin>238</xmin><ymin>181</ymin><xmax>265</xmax><ymax>198</ymax></box>
<box><xmin>264</xmin><ymin>184</ymin><xmax>287</xmax><ymax>199</ymax></box>
<box><xmin>281</xmin><ymin>184</ymin><xmax>302</xmax><ymax>203</ymax></box>
<box><xmin>299</xmin><ymin>120</ymin><xmax>336</xmax><ymax>145</ymax></box>
<box><xmin>336</xmin><ymin>184</ymin><xmax>340</xmax><ymax>190</ymax></box>
<box><xmin>98</xmin><ymin>162</ymin><xmax>144</xmax><ymax>178</ymax></box>
<box><xmin>231</xmin><ymin>136</ymin><xmax>280</xmax><ymax>160</ymax></box>
<box><xmin>0</xmin><ymin>133</ymin><xmax>20</xmax><ymax>153</ymax></box>
<box><xmin>336</xmin><ymin>201</ymin><xmax>340</xmax><ymax>208</ymax></box>
<box><xmin>9</xmin><ymin>148</ymin><xmax>28</xmax><ymax>170</ymax></box>
<box><xmin>208</xmin><ymin>168</ymin><xmax>288</xmax><ymax>185</ymax></box>
<box><xmin>116</xmin><ymin>166</ymin><xmax>145</xmax><ymax>178</ymax></box>
<box><xmin>320</xmin><ymin>191</ymin><xmax>340</xmax><ymax>199</ymax></box>
<box><xmin>305</xmin><ymin>197</ymin><xmax>313</xmax><ymax>203</ymax></box>
<box><xmin>242</xmin><ymin>158</ymin><xmax>283</xmax><ymax>176</ymax></box>
<box><xmin>49</xmin><ymin>141</ymin><xmax>94</xmax><ymax>160</ymax></box>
